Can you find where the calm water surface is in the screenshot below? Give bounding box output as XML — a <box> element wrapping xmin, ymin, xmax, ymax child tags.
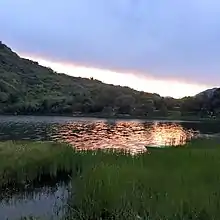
<box><xmin>0</xmin><ymin>182</ymin><xmax>69</xmax><ymax>220</ymax></box>
<box><xmin>0</xmin><ymin>115</ymin><xmax>209</xmax><ymax>153</ymax></box>
<box><xmin>0</xmin><ymin>116</ymin><xmax>220</xmax><ymax>219</ymax></box>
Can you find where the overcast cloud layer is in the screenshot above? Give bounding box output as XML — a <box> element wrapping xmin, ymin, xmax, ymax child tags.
<box><xmin>1</xmin><ymin>0</ymin><xmax>220</xmax><ymax>85</ymax></box>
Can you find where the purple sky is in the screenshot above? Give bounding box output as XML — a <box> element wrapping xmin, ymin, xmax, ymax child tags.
<box><xmin>1</xmin><ymin>0</ymin><xmax>220</xmax><ymax>86</ymax></box>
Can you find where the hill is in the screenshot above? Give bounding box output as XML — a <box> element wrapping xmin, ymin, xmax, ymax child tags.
<box><xmin>180</xmin><ymin>88</ymin><xmax>220</xmax><ymax>118</ymax></box>
<box><xmin>0</xmin><ymin>41</ymin><xmax>171</xmax><ymax>117</ymax></box>
<box><xmin>1</xmin><ymin>41</ymin><xmax>219</xmax><ymax>118</ymax></box>
<box><xmin>196</xmin><ymin>88</ymin><xmax>217</xmax><ymax>98</ymax></box>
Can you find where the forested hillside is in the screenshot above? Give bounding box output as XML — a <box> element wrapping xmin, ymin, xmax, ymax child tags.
<box><xmin>0</xmin><ymin>41</ymin><xmax>219</xmax><ymax>118</ymax></box>
<box><xmin>0</xmin><ymin>42</ymin><xmax>169</xmax><ymax>116</ymax></box>
<box><xmin>180</xmin><ymin>88</ymin><xmax>220</xmax><ymax>118</ymax></box>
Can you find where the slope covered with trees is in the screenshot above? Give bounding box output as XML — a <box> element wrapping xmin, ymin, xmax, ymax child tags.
<box><xmin>180</xmin><ymin>88</ymin><xmax>220</xmax><ymax>118</ymax></box>
<box><xmin>0</xmin><ymin>42</ymin><xmax>170</xmax><ymax>116</ymax></box>
<box><xmin>0</xmin><ymin>41</ymin><xmax>219</xmax><ymax>118</ymax></box>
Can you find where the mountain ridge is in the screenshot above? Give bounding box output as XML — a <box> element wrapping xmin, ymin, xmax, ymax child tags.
<box><xmin>0</xmin><ymin>41</ymin><xmax>220</xmax><ymax>118</ymax></box>
<box><xmin>196</xmin><ymin>88</ymin><xmax>218</xmax><ymax>98</ymax></box>
<box><xmin>0</xmin><ymin>41</ymin><xmax>164</xmax><ymax>116</ymax></box>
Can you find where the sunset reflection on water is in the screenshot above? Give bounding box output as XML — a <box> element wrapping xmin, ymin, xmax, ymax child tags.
<box><xmin>50</xmin><ymin>120</ymin><xmax>196</xmax><ymax>154</ymax></box>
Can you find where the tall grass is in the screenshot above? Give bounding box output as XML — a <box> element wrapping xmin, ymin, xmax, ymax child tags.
<box><xmin>0</xmin><ymin>141</ymin><xmax>75</xmax><ymax>188</ymax></box>
<box><xmin>67</xmin><ymin>138</ymin><xmax>220</xmax><ymax>220</ymax></box>
<box><xmin>1</xmin><ymin>139</ymin><xmax>220</xmax><ymax>219</ymax></box>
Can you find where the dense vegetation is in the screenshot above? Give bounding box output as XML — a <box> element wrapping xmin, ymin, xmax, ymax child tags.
<box><xmin>0</xmin><ymin>41</ymin><xmax>220</xmax><ymax>118</ymax></box>
<box><xmin>0</xmin><ymin>141</ymin><xmax>74</xmax><ymax>189</ymax></box>
<box><xmin>180</xmin><ymin>89</ymin><xmax>220</xmax><ymax>118</ymax></box>
<box><xmin>0</xmin><ymin>42</ymin><xmax>163</xmax><ymax>117</ymax></box>
<box><xmin>1</xmin><ymin>139</ymin><xmax>220</xmax><ymax>219</ymax></box>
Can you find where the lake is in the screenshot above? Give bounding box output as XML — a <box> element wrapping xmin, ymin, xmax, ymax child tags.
<box><xmin>0</xmin><ymin>116</ymin><xmax>219</xmax><ymax>153</ymax></box>
<box><xmin>0</xmin><ymin>115</ymin><xmax>220</xmax><ymax>219</ymax></box>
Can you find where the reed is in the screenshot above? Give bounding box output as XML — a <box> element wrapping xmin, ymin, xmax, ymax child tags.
<box><xmin>1</xmin><ymin>138</ymin><xmax>220</xmax><ymax>219</ymax></box>
<box><xmin>67</xmin><ymin>138</ymin><xmax>220</xmax><ymax>220</ymax></box>
<box><xmin>0</xmin><ymin>141</ymin><xmax>75</xmax><ymax>188</ymax></box>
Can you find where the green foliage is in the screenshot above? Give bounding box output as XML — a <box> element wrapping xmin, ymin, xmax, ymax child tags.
<box><xmin>1</xmin><ymin>139</ymin><xmax>220</xmax><ymax>219</ymax></box>
<box><xmin>0</xmin><ymin>141</ymin><xmax>75</xmax><ymax>188</ymax></box>
<box><xmin>0</xmin><ymin>42</ymin><xmax>173</xmax><ymax>117</ymax></box>
<box><xmin>67</xmin><ymin>138</ymin><xmax>220</xmax><ymax>220</ymax></box>
<box><xmin>180</xmin><ymin>89</ymin><xmax>220</xmax><ymax>118</ymax></box>
<box><xmin>1</xmin><ymin>41</ymin><xmax>220</xmax><ymax>118</ymax></box>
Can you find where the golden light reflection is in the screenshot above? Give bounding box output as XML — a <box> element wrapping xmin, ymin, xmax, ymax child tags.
<box><xmin>50</xmin><ymin>121</ymin><xmax>196</xmax><ymax>154</ymax></box>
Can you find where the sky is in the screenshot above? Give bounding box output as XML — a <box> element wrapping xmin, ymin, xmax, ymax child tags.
<box><xmin>1</xmin><ymin>0</ymin><xmax>220</xmax><ymax>98</ymax></box>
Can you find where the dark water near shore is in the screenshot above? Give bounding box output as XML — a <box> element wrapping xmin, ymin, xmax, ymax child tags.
<box><xmin>0</xmin><ymin>115</ymin><xmax>220</xmax><ymax>219</ymax></box>
<box><xmin>0</xmin><ymin>182</ymin><xmax>69</xmax><ymax>220</ymax></box>
<box><xmin>0</xmin><ymin>171</ymin><xmax>71</xmax><ymax>220</ymax></box>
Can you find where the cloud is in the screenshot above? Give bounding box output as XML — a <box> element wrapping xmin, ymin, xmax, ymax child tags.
<box><xmin>0</xmin><ymin>0</ymin><xmax>220</xmax><ymax>85</ymax></box>
<box><xmin>21</xmin><ymin>54</ymin><xmax>210</xmax><ymax>98</ymax></box>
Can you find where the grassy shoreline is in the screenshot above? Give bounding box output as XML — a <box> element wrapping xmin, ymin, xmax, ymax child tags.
<box><xmin>0</xmin><ymin>141</ymin><xmax>75</xmax><ymax>188</ymax></box>
<box><xmin>1</xmin><ymin>139</ymin><xmax>220</xmax><ymax>219</ymax></box>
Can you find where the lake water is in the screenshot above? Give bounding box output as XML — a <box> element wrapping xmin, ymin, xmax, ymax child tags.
<box><xmin>0</xmin><ymin>116</ymin><xmax>220</xmax><ymax>153</ymax></box>
<box><xmin>0</xmin><ymin>115</ymin><xmax>220</xmax><ymax>219</ymax></box>
<box><xmin>0</xmin><ymin>115</ymin><xmax>216</xmax><ymax>153</ymax></box>
<box><xmin>0</xmin><ymin>181</ymin><xmax>70</xmax><ymax>220</ymax></box>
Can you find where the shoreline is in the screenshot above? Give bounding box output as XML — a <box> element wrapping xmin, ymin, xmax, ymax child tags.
<box><xmin>0</xmin><ymin>113</ymin><xmax>218</xmax><ymax>122</ymax></box>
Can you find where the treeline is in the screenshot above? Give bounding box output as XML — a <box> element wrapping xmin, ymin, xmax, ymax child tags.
<box><xmin>0</xmin><ymin>79</ymin><xmax>176</xmax><ymax>117</ymax></box>
<box><xmin>180</xmin><ymin>89</ymin><xmax>220</xmax><ymax>118</ymax></box>
<box><xmin>0</xmin><ymin>41</ymin><xmax>219</xmax><ymax>118</ymax></box>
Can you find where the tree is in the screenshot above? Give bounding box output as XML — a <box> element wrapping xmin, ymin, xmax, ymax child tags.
<box><xmin>115</xmin><ymin>95</ymin><xmax>135</xmax><ymax>114</ymax></box>
<box><xmin>8</xmin><ymin>93</ymin><xmax>19</xmax><ymax>104</ymax></box>
<box><xmin>0</xmin><ymin>92</ymin><xmax>8</xmax><ymax>102</ymax></box>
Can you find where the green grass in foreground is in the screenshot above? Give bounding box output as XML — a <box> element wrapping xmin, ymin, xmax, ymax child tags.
<box><xmin>1</xmin><ymin>138</ymin><xmax>220</xmax><ymax>220</ymax></box>
<box><xmin>0</xmin><ymin>141</ymin><xmax>74</xmax><ymax>188</ymax></box>
<box><xmin>68</xmin><ymin>138</ymin><xmax>220</xmax><ymax>220</ymax></box>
